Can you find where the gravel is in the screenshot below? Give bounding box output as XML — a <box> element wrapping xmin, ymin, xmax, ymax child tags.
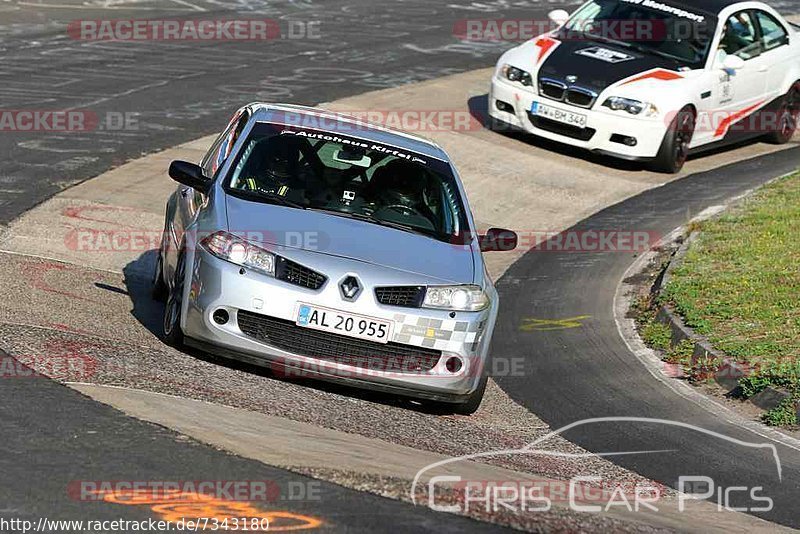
<box><xmin>0</xmin><ymin>253</ymin><xmax>670</xmax><ymax>531</ymax></box>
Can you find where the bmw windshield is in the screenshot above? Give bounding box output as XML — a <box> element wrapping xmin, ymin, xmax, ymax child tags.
<box><xmin>224</xmin><ymin>122</ymin><xmax>470</xmax><ymax>244</ymax></box>
<box><xmin>560</xmin><ymin>0</ymin><xmax>718</xmax><ymax>69</ymax></box>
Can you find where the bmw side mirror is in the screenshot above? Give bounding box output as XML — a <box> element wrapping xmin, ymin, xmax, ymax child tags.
<box><xmin>169</xmin><ymin>160</ymin><xmax>211</xmax><ymax>193</ymax></box>
<box><xmin>548</xmin><ymin>9</ymin><xmax>570</xmax><ymax>27</ymax></box>
<box><xmin>479</xmin><ymin>228</ymin><xmax>518</xmax><ymax>253</ymax></box>
<box><xmin>722</xmin><ymin>54</ymin><xmax>745</xmax><ymax>71</ymax></box>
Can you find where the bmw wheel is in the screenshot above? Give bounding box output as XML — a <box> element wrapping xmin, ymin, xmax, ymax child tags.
<box><xmin>163</xmin><ymin>249</ymin><xmax>185</xmax><ymax>347</ymax></box>
<box><xmin>652</xmin><ymin>106</ymin><xmax>695</xmax><ymax>174</ymax></box>
<box><xmin>767</xmin><ymin>82</ymin><xmax>800</xmax><ymax>145</ymax></box>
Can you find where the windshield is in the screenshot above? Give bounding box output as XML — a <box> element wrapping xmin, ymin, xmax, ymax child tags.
<box><xmin>224</xmin><ymin>123</ymin><xmax>469</xmax><ymax>243</ymax></box>
<box><xmin>561</xmin><ymin>0</ymin><xmax>717</xmax><ymax>69</ymax></box>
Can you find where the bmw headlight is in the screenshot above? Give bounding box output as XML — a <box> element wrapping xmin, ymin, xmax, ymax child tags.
<box><xmin>200</xmin><ymin>231</ymin><xmax>276</xmax><ymax>277</ymax></box>
<box><xmin>423</xmin><ymin>285</ymin><xmax>489</xmax><ymax>312</ymax></box>
<box><xmin>602</xmin><ymin>97</ymin><xmax>658</xmax><ymax>117</ymax></box>
<box><xmin>502</xmin><ymin>64</ymin><xmax>533</xmax><ymax>87</ymax></box>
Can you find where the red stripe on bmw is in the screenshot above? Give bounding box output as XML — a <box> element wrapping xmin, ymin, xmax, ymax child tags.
<box><xmin>621</xmin><ymin>69</ymin><xmax>683</xmax><ymax>85</ymax></box>
<box><xmin>535</xmin><ymin>37</ymin><xmax>558</xmax><ymax>64</ymax></box>
<box><xmin>714</xmin><ymin>100</ymin><xmax>767</xmax><ymax>138</ymax></box>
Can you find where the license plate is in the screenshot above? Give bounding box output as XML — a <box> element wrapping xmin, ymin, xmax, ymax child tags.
<box><xmin>531</xmin><ymin>101</ymin><xmax>588</xmax><ymax>128</ymax></box>
<box><xmin>296</xmin><ymin>303</ymin><xmax>392</xmax><ymax>344</ymax></box>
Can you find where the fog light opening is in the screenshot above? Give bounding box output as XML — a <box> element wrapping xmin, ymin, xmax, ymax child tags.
<box><xmin>445</xmin><ymin>356</ymin><xmax>464</xmax><ymax>374</ymax></box>
<box><xmin>496</xmin><ymin>100</ymin><xmax>515</xmax><ymax>114</ymax></box>
<box><xmin>610</xmin><ymin>134</ymin><xmax>638</xmax><ymax>147</ymax></box>
<box><xmin>212</xmin><ymin>308</ymin><xmax>230</xmax><ymax>325</ymax></box>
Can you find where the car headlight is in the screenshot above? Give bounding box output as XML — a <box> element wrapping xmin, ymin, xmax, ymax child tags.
<box><xmin>501</xmin><ymin>64</ymin><xmax>533</xmax><ymax>87</ymax></box>
<box><xmin>602</xmin><ymin>97</ymin><xmax>658</xmax><ymax>117</ymax></box>
<box><xmin>200</xmin><ymin>231</ymin><xmax>275</xmax><ymax>277</ymax></box>
<box><xmin>423</xmin><ymin>285</ymin><xmax>489</xmax><ymax>312</ymax></box>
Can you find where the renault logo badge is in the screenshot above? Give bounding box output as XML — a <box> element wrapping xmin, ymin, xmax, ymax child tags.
<box><xmin>339</xmin><ymin>276</ymin><xmax>361</xmax><ymax>301</ymax></box>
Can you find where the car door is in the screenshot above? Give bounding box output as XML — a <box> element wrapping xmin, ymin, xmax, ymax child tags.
<box><xmin>166</xmin><ymin>107</ymin><xmax>251</xmax><ymax>277</ymax></box>
<box><xmin>752</xmin><ymin>9</ymin><xmax>792</xmax><ymax>102</ymax></box>
<box><xmin>705</xmin><ymin>10</ymin><xmax>768</xmax><ymax>143</ymax></box>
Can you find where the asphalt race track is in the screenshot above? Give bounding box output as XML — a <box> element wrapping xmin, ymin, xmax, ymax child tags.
<box><xmin>0</xmin><ymin>0</ymin><xmax>545</xmax><ymax>529</ymax></box>
<box><xmin>494</xmin><ymin>147</ymin><xmax>800</xmax><ymax>528</ymax></box>
<box><xmin>0</xmin><ymin>0</ymin><xmax>537</xmax><ymax>225</ymax></box>
<box><xmin>0</xmin><ymin>353</ymin><xmax>503</xmax><ymax>532</ymax></box>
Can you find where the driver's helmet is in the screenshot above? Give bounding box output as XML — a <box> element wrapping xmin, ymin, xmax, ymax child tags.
<box><xmin>370</xmin><ymin>159</ymin><xmax>425</xmax><ymax>207</ymax></box>
<box><xmin>261</xmin><ymin>138</ymin><xmax>297</xmax><ymax>184</ymax></box>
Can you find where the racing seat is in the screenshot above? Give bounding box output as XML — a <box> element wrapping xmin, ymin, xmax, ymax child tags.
<box><xmin>367</xmin><ymin>159</ymin><xmax>438</xmax><ymax>231</ymax></box>
<box><xmin>237</xmin><ymin>137</ymin><xmax>324</xmax><ymax>205</ymax></box>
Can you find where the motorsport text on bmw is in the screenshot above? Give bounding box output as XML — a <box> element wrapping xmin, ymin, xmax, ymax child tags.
<box><xmin>490</xmin><ymin>0</ymin><xmax>800</xmax><ymax>172</ymax></box>
<box><xmin>153</xmin><ymin>104</ymin><xmax>518</xmax><ymax>415</ymax></box>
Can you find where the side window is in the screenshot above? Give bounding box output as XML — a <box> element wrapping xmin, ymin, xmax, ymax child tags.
<box><xmin>755</xmin><ymin>11</ymin><xmax>789</xmax><ymax>52</ymax></box>
<box><xmin>719</xmin><ymin>12</ymin><xmax>761</xmax><ymax>60</ymax></box>
<box><xmin>200</xmin><ymin>108</ymin><xmax>250</xmax><ymax>178</ymax></box>
<box><xmin>200</xmin><ymin>129</ymin><xmax>227</xmax><ymax>177</ymax></box>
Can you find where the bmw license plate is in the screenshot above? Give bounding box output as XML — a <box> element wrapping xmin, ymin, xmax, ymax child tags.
<box><xmin>296</xmin><ymin>303</ymin><xmax>392</xmax><ymax>344</ymax></box>
<box><xmin>531</xmin><ymin>101</ymin><xmax>587</xmax><ymax>128</ymax></box>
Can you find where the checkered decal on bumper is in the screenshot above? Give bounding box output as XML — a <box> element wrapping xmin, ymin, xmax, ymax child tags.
<box><xmin>391</xmin><ymin>314</ymin><xmax>485</xmax><ymax>352</ymax></box>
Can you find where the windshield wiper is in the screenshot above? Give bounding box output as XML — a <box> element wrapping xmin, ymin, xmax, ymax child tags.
<box><xmin>624</xmin><ymin>41</ymin><xmax>684</xmax><ymax>62</ymax></box>
<box><xmin>308</xmin><ymin>207</ymin><xmax>441</xmax><ymax>239</ymax></box>
<box><xmin>573</xmin><ymin>29</ymin><xmax>630</xmax><ymax>48</ymax></box>
<box><xmin>228</xmin><ymin>189</ymin><xmax>307</xmax><ymax>210</ymax></box>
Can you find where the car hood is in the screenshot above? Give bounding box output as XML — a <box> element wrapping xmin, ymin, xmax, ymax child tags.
<box><xmin>507</xmin><ymin>35</ymin><xmax>694</xmax><ymax>95</ymax></box>
<box><xmin>538</xmin><ymin>37</ymin><xmax>683</xmax><ymax>93</ymax></box>
<box><xmin>225</xmin><ymin>195</ymin><xmax>475</xmax><ymax>284</ymax></box>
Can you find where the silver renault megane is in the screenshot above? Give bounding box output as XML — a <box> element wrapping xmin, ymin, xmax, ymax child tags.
<box><xmin>153</xmin><ymin>103</ymin><xmax>517</xmax><ymax>414</ymax></box>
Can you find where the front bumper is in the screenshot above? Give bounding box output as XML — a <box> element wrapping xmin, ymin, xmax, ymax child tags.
<box><xmin>180</xmin><ymin>249</ymin><xmax>493</xmax><ymax>402</ymax></box>
<box><xmin>489</xmin><ymin>76</ymin><xmax>667</xmax><ymax>160</ymax></box>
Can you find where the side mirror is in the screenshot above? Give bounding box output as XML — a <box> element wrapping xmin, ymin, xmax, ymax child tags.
<box><xmin>169</xmin><ymin>160</ymin><xmax>211</xmax><ymax>193</ymax></box>
<box><xmin>479</xmin><ymin>228</ymin><xmax>518</xmax><ymax>253</ymax></box>
<box><xmin>722</xmin><ymin>54</ymin><xmax>745</xmax><ymax>71</ymax></box>
<box><xmin>548</xmin><ymin>9</ymin><xmax>570</xmax><ymax>27</ymax></box>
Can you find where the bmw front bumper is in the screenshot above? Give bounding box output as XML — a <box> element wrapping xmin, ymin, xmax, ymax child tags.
<box><xmin>489</xmin><ymin>76</ymin><xmax>668</xmax><ymax>160</ymax></box>
<box><xmin>180</xmin><ymin>249</ymin><xmax>494</xmax><ymax>402</ymax></box>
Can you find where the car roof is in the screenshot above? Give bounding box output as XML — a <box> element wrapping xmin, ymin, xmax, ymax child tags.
<box><xmin>665</xmin><ymin>0</ymin><xmax>748</xmax><ymax>17</ymax></box>
<box><xmin>247</xmin><ymin>103</ymin><xmax>450</xmax><ymax>162</ymax></box>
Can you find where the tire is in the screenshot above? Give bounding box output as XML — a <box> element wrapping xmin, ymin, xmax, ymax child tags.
<box><xmin>151</xmin><ymin>247</ymin><xmax>168</xmax><ymax>302</ymax></box>
<box><xmin>448</xmin><ymin>373</ymin><xmax>488</xmax><ymax>416</ymax></box>
<box><xmin>652</xmin><ymin>106</ymin><xmax>695</xmax><ymax>174</ymax></box>
<box><xmin>163</xmin><ymin>249</ymin><xmax>185</xmax><ymax>347</ymax></box>
<box><xmin>766</xmin><ymin>82</ymin><xmax>800</xmax><ymax>145</ymax></box>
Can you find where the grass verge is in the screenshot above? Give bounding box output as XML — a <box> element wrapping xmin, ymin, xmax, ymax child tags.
<box><xmin>662</xmin><ymin>172</ymin><xmax>800</xmax><ymax>426</ymax></box>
